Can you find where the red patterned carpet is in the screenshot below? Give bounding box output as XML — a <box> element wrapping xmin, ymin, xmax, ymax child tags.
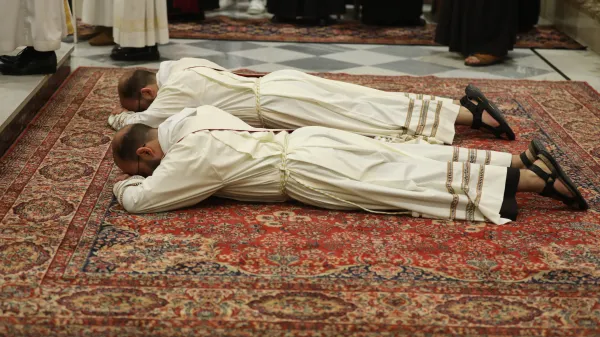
<box><xmin>1</xmin><ymin>68</ymin><xmax>600</xmax><ymax>336</ymax></box>
<box><xmin>76</xmin><ymin>17</ymin><xmax>585</xmax><ymax>49</ymax></box>
<box><xmin>166</xmin><ymin>16</ymin><xmax>585</xmax><ymax>49</ymax></box>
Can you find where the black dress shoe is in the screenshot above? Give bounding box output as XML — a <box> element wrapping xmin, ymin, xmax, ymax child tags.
<box><xmin>110</xmin><ymin>44</ymin><xmax>160</xmax><ymax>61</ymax></box>
<box><xmin>0</xmin><ymin>50</ymin><xmax>57</xmax><ymax>75</ymax></box>
<box><xmin>0</xmin><ymin>46</ymin><xmax>36</xmax><ymax>64</ymax></box>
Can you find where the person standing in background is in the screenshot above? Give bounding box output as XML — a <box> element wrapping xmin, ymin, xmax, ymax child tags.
<box><xmin>80</xmin><ymin>0</ymin><xmax>168</xmax><ymax>61</ymax></box>
<box><xmin>361</xmin><ymin>0</ymin><xmax>425</xmax><ymax>27</ymax></box>
<box><xmin>81</xmin><ymin>0</ymin><xmax>115</xmax><ymax>46</ymax></box>
<box><xmin>111</xmin><ymin>0</ymin><xmax>169</xmax><ymax>61</ymax></box>
<box><xmin>518</xmin><ymin>0</ymin><xmax>541</xmax><ymax>33</ymax></box>
<box><xmin>0</xmin><ymin>0</ymin><xmax>69</xmax><ymax>75</ymax></box>
<box><xmin>220</xmin><ymin>0</ymin><xmax>268</xmax><ymax>15</ymax></box>
<box><xmin>267</xmin><ymin>0</ymin><xmax>345</xmax><ymax>25</ymax></box>
<box><xmin>435</xmin><ymin>0</ymin><xmax>520</xmax><ymax>67</ymax></box>
<box><xmin>168</xmin><ymin>0</ymin><xmax>219</xmax><ymax>22</ymax></box>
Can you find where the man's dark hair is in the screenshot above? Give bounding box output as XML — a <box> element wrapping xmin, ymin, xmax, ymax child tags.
<box><xmin>114</xmin><ymin>124</ymin><xmax>153</xmax><ymax>162</ymax></box>
<box><xmin>118</xmin><ymin>70</ymin><xmax>157</xmax><ymax>100</ymax></box>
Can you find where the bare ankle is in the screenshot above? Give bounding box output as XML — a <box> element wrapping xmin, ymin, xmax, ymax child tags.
<box><xmin>511</xmin><ymin>155</ymin><xmax>524</xmax><ymax>169</ymax></box>
<box><xmin>517</xmin><ymin>169</ymin><xmax>544</xmax><ymax>193</ymax></box>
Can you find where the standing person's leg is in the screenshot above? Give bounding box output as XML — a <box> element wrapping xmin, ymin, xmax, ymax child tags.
<box><xmin>0</xmin><ymin>0</ymin><xmax>66</xmax><ymax>75</ymax></box>
<box><xmin>434</xmin><ymin>0</ymin><xmax>519</xmax><ymax>67</ymax></box>
<box><xmin>111</xmin><ymin>0</ymin><xmax>169</xmax><ymax>61</ymax></box>
<box><xmin>0</xmin><ymin>0</ymin><xmax>22</xmax><ymax>54</ymax></box>
<box><xmin>247</xmin><ymin>0</ymin><xmax>266</xmax><ymax>14</ymax></box>
<box><xmin>220</xmin><ymin>0</ymin><xmax>237</xmax><ymax>10</ymax></box>
<box><xmin>82</xmin><ymin>0</ymin><xmax>115</xmax><ymax>46</ymax></box>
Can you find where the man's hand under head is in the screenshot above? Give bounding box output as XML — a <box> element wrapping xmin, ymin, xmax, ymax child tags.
<box><xmin>115</xmin><ymin>172</ymin><xmax>132</xmax><ymax>182</ymax></box>
<box><xmin>112</xmin><ymin>105</ymin><xmax>127</xmax><ymax>115</ymax></box>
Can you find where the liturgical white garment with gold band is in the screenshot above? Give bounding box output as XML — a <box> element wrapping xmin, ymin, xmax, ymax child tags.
<box><xmin>114</xmin><ymin>106</ymin><xmax>513</xmax><ymax>224</ymax></box>
<box><xmin>109</xmin><ymin>58</ymin><xmax>462</xmax><ymax>144</ymax></box>
<box><xmin>113</xmin><ymin>0</ymin><xmax>169</xmax><ymax>48</ymax></box>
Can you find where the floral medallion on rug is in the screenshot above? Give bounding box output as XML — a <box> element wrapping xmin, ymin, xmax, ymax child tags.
<box><xmin>1</xmin><ymin>67</ymin><xmax>600</xmax><ymax>336</ymax></box>
<box><xmin>76</xmin><ymin>17</ymin><xmax>585</xmax><ymax>49</ymax></box>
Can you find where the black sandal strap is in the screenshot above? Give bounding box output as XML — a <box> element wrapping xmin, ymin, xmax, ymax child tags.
<box><xmin>464</xmin><ymin>84</ymin><xmax>516</xmax><ymax>140</ymax></box>
<box><xmin>530</xmin><ymin>164</ymin><xmax>552</xmax><ymax>183</ymax></box>
<box><xmin>461</xmin><ymin>96</ymin><xmax>486</xmax><ymax>130</ymax></box>
<box><xmin>460</xmin><ymin>95</ymin><xmax>477</xmax><ymax>113</ymax></box>
<box><xmin>520</xmin><ymin>152</ymin><xmax>533</xmax><ymax>168</ymax></box>
<box><xmin>530</xmin><ymin>159</ymin><xmax>588</xmax><ymax>210</ymax></box>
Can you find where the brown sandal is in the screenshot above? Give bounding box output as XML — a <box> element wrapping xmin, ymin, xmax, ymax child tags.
<box><xmin>465</xmin><ymin>54</ymin><xmax>504</xmax><ymax>67</ymax></box>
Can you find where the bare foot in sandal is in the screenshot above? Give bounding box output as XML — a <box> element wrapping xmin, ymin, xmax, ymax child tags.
<box><xmin>517</xmin><ymin>153</ymin><xmax>588</xmax><ymax>210</ymax></box>
<box><xmin>527</xmin><ymin>159</ymin><xmax>575</xmax><ymax>199</ymax></box>
<box><xmin>465</xmin><ymin>54</ymin><xmax>504</xmax><ymax>67</ymax></box>
<box><xmin>455</xmin><ymin>85</ymin><xmax>515</xmax><ymax>140</ymax></box>
<box><xmin>455</xmin><ymin>104</ymin><xmax>500</xmax><ymax>128</ymax></box>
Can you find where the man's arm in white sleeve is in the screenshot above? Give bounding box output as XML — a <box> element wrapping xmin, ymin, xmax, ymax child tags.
<box><xmin>113</xmin><ymin>138</ymin><xmax>222</xmax><ymax>213</ymax></box>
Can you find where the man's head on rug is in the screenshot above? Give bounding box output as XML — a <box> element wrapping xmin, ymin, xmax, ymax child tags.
<box><xmin>112</xmin><ymin>124</ymin><xmax>164</xmax><ymax>177</ymax></box>
<box><xmin>118</xmin><ymin>70</ymin><xmax>159</xmax><ymax>112</ymax></box>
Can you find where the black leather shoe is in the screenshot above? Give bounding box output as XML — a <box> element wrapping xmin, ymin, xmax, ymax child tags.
<box><xmin>0</xmin><ymin>51</ymin><xmax>57</xmax><ymax>75</ymax></box>
<box><xmin>0</xmin><ymin>46</ymin><xmax>37</xmax><ymax>64</ymax></box>
<box><xmin>110</xmin><ymin>44</ymin><xmax>160</xmax><ymax>61</ymax></box>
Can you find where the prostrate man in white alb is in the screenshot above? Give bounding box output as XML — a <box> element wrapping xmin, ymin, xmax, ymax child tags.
<box><xmin>108</xmin><ymin>57</ymin><xmax>515</xmax><ymax>145</ymax></box>
<box><xmin>112</xmin><ymin>106</ymin><xmax>588</xmax><ymax>224</ymax></box>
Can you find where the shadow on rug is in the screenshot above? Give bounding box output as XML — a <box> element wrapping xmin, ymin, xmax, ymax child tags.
<box><xmin>1</xmin><ymin>68</ymin><xmax>600</xmax><ymax>336</ymax></box>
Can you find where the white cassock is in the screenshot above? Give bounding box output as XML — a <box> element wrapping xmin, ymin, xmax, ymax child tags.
<box><xmin>82</xmin><ymin>0</ymin><xmax>114</xmax><ymax>27</ymax></box>
<box><xmin>109</xmin><ymin>58</ymin><xmax>461</xmax><ymax>144</ymax></box>
<box><xmin>113</xmin><ymin>0</ymin><xmax>169</xmax><ymax>48</ymax></box>
<box><xmin>114</xmin><ymin>106</ymin><xmax>514</xmax><ymax>224</ymax></box>
<box><xmin>0</xmin><ymin>0</ymin><xmax>69</xmax><ymax>53</ymax></box>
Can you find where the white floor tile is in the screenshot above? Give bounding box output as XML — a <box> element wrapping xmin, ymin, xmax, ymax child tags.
<box><xmin>72</xmin><ymin>44</ymin><xmax>114</xmax><ymax>58</ymax></box>
<box><xmin>240</xmin><ymin>63</ymin><xmax>304</xmax><ymax>73</ymax></box>
<box><xmin>536</xmin><ymin>49</ymin><xmax>600</xmax><ymax>80</ymax></box>
<box><xmin>322</xmin><ymin>50</ymin><xmax>405</xmax><ymax>66</ymax></box>
<box><xmin>332</xmin><ymin>66</ymin><xmax>408</xmax><ymax>76</ymax></box>
<box><xmin>0</xmin><ymin>44</ymin><xmax>73</xmax><ymax>132</ymax></box>
<box><xmin>512</xmin><ymin>55</ymin><xmax>555</xmax><ymax>71</ymax></box>
<box><xmin>229</xmin><ymin>47</ymin><xmax>313</xmax><ymax>63</ymax></box>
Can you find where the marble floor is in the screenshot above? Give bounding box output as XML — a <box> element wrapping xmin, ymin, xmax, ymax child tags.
<box><xmin>69</xmin><ymin>38</ymin><xmax>600</xmax><ymax>90</ymax></box>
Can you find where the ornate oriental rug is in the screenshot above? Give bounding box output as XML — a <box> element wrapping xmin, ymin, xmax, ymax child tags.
<box><xmin>166</xmin><ymin>16</ymin><xmax>585</xmax><ymax>49</ymax></box>
<box><xmin>1</xmin><ymin>68</ymin><xmax>600</xmax><ymax>336</ymax></box>
<box><xmin>76</xmin><ymin>17</ymin><xmax>585</xmax><ymax>49</ymax></box>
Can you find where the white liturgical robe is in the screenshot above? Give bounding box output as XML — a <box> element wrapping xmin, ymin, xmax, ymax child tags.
<box><xmin>113</xmin><ymin>0</ymin><xmax>169</xmax><ymax>48</ymax></box>
<box><xmin>0</xmin><ymin>0</ymin><xmax>69</xmax><ymax>53</ymax></box>
<box><xmin>82</xmin><ymin>0</ymin><xmax>114</xmax><ymax>27</ymax></box>
<box><xmin>114</xmin><ymin>106</ymin><xmax>514</xmax><ymax>224</ymax></box>
<box><xmin>109</xmin><ymin>58</ymin><xmax>462</xmax><ymax>144</ymax></box>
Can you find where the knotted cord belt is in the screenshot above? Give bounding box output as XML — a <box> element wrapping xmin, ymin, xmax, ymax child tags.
<box><xmin>185</xmin><ymin>65</ymin><xmax>267</xmax><ymax>127</ymax></box>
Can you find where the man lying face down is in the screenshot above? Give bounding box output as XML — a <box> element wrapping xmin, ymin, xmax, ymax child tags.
<box><xmin>109</xmin><ymin>57</ymin><xmax>516</xmax><ymax>145</ymax></box>
<box><xmin>111</xmin><ymin>105</ymin><xmax>588</xmax><ymax>224</ymax></box>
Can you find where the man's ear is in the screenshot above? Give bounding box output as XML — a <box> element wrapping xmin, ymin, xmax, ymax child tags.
<box><xmin>136</xmin><ymin>146</ymin><xmax>155</xmax><ymax>159</ymax></box>
<box><xmin>141</xmin><ymin>87</ymin><xmax>156</xmax><ymax>100</ymax></box>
